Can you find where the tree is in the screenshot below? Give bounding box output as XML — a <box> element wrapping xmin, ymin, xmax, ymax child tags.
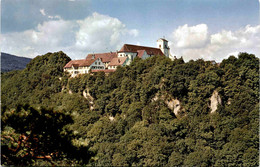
<box><xmin>1</xmin><ymin>105</ymin><xmax>89</xmax><ymax>166</ymax></box>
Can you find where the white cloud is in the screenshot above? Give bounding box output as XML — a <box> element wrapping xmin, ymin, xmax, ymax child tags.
<box><xmin>2</xmin><ymin>12</ymin><xmax>139</xmax><ymax>59</ymax></box>
<box><xmin>211</xmin><ymin>30</ymin><xmax>238</xmax><ymax>45</ymax></box>
<box><xmin>40</xmin><ymin>8</ymin><xmax>62</xmax><ymax>20</ymax></box>
<box><xmin>75</xmin><ymin>12</ymin><xmax>138</xmax><ymax>53</ymax></box>
<box><xmin>129</xmin><ymin>29</ymin><xmax>139</xmax><ymax>37</ymax></box>
<box><xmin>227</xmin><ymin>51</ymin><xmax>240</xmax><ymax>58</ymax></box>
<box><xmin>48</xmin><ymin>15</ymin><xmax>62</xmax><ymax>19</ymax></box>
<box><xmin>173</xmin><ymin>24</ymin><xmax>208</xmax><ymax>48</ymax></box>
<box><xmin>169</xmin><ymin>24</ymin><xmax>260</xmax><ymax>62</ymax></box>
<box><xmin>40</xmin><ymin>9</ymin><xmax>46</xmax><ymax>16</ymax></box>
<box><xmin>2</xmin><ymin>19</ymin><xmax>77</xmax><ymax>58</ymax></box>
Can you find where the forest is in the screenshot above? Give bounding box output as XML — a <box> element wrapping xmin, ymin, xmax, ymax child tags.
<box><xmin>1</xmin><ymin>51</ymin><xmax>259</xmax><ymax>166</ymax></box>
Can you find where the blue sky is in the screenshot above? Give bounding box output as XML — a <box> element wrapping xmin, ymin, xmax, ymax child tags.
<box><xmin>2</xmin><ymin>0</ymin><xmax>260</xmax><ymax>61</ymax></box>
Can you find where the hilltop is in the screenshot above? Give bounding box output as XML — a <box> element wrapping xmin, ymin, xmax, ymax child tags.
<box><xmin>1</xmin><ymin>51</ymin><xmax>259</xmax><ymax>166</ymax></box>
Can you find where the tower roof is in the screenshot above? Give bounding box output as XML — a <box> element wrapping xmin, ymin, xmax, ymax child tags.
<box><xmin>157</xmin><ymin>38</ymin><xmax>168</xmax><ymax>42</ymax></box>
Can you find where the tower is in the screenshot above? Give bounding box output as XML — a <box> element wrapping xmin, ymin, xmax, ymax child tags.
<box><xmin>157</xmin><ymin>38</ymin><xmax>170</xmax><ymax>57</ymax></box>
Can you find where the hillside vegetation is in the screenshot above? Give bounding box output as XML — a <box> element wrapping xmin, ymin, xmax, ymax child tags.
<box><xmin>1</xmin><ymin>51</ymin><xmax>259</xmax><ymax>166</ymax></box>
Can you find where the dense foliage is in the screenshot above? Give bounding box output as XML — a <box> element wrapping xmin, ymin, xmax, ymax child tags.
<box><xmin>1</xmin><ymin>51</ymin><xmax>259</xmax><ymax>166</ymax></box>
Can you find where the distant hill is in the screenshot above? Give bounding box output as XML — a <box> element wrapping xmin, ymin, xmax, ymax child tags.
<box><xmin>1</xmin><ymin>52</ymin><xmax>32</xmax><ymax>72</ymax></box>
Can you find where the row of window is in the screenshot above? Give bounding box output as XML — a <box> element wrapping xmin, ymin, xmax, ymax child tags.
<box><xmin>95</xmin><ymin>62</ymin><xmax>101</xmax><ymax>65</ymax></box>
<box><xmin>119</xmin><ymin>53</ymin><xmax>134</xmax><ymax>57</ymax></box>
<box><xmin>109</xmin><ymin>66</ymin><xmax>117</xmax><ymax>69</ymax></box>
<box><xmin>92</xmin><ymin>66</ymin><xmax>104</xmax><ymax>69</ymax></box>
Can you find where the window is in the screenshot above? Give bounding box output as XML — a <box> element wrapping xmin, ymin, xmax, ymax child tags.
<box><xmin>98</xmin><ymin>62</ymin><xmax>100</xmax><ymax>65</ymax></box>
<box><xmin>159</xmin><ymin>45</ymin><xmax>161</xmax><ymax>48</ymax></box>
<box><xmin>95</xmin><ymin>62</ymin><xmax>97</xmax><ymax>65</ymax></box>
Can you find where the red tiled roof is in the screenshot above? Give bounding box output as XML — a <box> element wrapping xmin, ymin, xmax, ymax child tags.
<box><xmin>137</xmin><ymin>50</ymin><xmax>146</xmax><ymax>58</ymax></box>
<box><xmin>71</xmin><ymin>64</ymin><xmax>79</xmax><ymax>67</ymax></box>
<box><xmin>119</xmin><ymin>44</ymin><xmax>164</xmax><ymax>56</ymax></box>
<box><xmin>91</xmin><ymin>69</ymin><xmax>116</xmax><ymax>73</ymax></box>
<box><xmin>108</xmin><ymin>57</ymin><xmax>128</xmax><ymax>66</ymax></box>
<box><xmin>64</xmin><ymin>59</ymin><xmax>96</xmax><ymax>68</ymax></box>
<box><xmin>86</xmin><ymin>52</ymin><xmax>117</xmax><ymax>63</ymax></box>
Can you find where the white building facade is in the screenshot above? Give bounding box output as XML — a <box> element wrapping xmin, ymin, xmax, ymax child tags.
<box><xmin>64</xmin><ymin>58</ymin><xmax>105</xmax><ymax>77</ymax></box>
<box><xmin>157</xmin><ymin>38</ymin><xmax>170</xmax><ymax>58</ymax></box>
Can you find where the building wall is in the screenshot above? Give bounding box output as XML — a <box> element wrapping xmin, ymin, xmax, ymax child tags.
<box><xmin>64</xmin><ymin>58</ymin><xmax>105</xmax><ymax>77</ymax></box>
<box><xmin>90</xmin><ymin>58</ymin><xmax>106</xmax><ymax>70</ymax></box>
<box><xmin>118</xmin><ymin>52</ymin><xmax>137</xmax><ymax>64</ymax></box>
<box><xmin>108</xmin><ymin>65</ymin><xmax>117</xmax><ymax>69</ymax></box>
<box><xmin>64</xmin><ymin>66</ymin><xmax>91</xmax><ymax>77</ymax></box>
<box><xmin>104</xmin><ymin>62</ymin><xmax>109</xmax><ymax>68</ymax></box>
<box><xmin>141</xmin><ymin>51</ymin><xmax>152</xmax><ymax>59</ymax></box>
<box><xmin>157</xmin><ymin>39</ymin><xmax>170</xmax><ymax>57</ymax></box>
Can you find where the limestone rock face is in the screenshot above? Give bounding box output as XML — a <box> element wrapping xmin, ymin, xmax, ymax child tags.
<box><xmin>152</xmin><ymin>93</ymin><xmax>181</xmax><ymax>116</ymax></box>
<box><xmin>210</xmin><ymin>90</ymin><xmax>222</xmax><ymax>113</ymax></box>
<box><xmin>109</xmin><ymin>116</ymin><xmax>115</xmax><ymax>121</ymax></box>
<box><xmin>165</xmin><ymin>99</ymin><xmax>181</xmax><ymax>116</ymax></box>
<box><xmin>83</xmin><ymin>88</ymin><xmax>95</xmax><ymax>110</ymax></box>
<box><xmin>83</xmin><ymin>88</ymin><xmax>94</xmax><ymax>103</ymax></box>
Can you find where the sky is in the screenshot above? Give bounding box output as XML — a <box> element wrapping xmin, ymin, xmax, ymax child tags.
<box><xmin>1</xmin><ymin>0</ymin><xmax>260</xmax><ymax>62</ymax></box>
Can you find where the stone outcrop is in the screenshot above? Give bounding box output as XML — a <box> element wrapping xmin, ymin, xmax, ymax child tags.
<box><xmin>83</xmin><ymin>88</ymin><xmax>95</xmax><ymax>110</ymax></box>
<box><xmin>109</xmin><ymin>116</ymin><xmax>115</xmax><ymax>121</ymax></box>
<box><xmin>210</xmin><ymin>90</ymin><xmax>222</xmax><ymax>113</ymax></box>
<box><xmin>152</xmin><ymin>93</ymin><xmax>181</xmax><ymax>116</ymax></box>
<box><xmin>165</xmin><ymin>99</ymin><xmax>181</xmax><ymax>116</ymax></box>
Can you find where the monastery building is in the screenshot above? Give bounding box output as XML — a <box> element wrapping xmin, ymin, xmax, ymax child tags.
<box><xmin>64</xmin><ymin>38</ymin><xmax>170</xmax><ymax>77</ymax></box>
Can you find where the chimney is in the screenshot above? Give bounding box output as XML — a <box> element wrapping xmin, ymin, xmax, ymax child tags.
<box><xmin>92</xmin><ymin>54</ymin><xmax>95</xmax><ymax>59</ymax></box>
